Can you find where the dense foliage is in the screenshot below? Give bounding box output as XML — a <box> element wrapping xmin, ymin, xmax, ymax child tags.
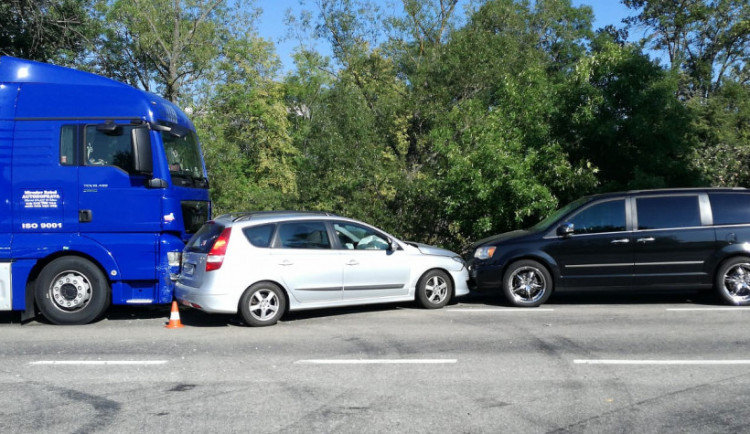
<box><xmin>3</xmin><ymin>0</ymin><xmax>748</xmax><ymax>250</ymax></box>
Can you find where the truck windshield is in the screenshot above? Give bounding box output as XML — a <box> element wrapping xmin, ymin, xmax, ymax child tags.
<box><xmin>162</xmin><ymin>130</ymin><xmax>207</xmax><ymax>188</ymax></box>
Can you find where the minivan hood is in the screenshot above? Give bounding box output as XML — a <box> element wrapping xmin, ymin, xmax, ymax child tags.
<box><xmin>405</xmin><ymin>241</ymin><xmax>458</xmax><ymax>257</ymax></box>
<box><xmin>472</xmin><ymin>229</ymin><xmax>531</xmax><ymax>248</ymax></box>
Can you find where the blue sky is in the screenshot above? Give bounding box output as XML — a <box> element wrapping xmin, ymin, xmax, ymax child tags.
<box><xmin>257</xmin><ymin>0</ymin><xmax>636</xmax><ymax>73</ymax></box>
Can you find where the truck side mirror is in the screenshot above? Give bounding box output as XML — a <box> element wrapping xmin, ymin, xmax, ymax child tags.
<box><xmin>131</xmin><ymin>127</ymin><xmax>153</xmax><ymax>175</ymax></box>
<box><xmin>557</xmin><ymin>222</ymin><xmax>574</xmax><ymax>237</ymax></box>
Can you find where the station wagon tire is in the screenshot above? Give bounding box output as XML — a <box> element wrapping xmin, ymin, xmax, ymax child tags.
<box><xmin>502</xmin><ymin>260</ymin><xmax>553</xmax><ymax>307</ymax></box>
<box><xmin>35</xmin><ymin>257</ymin><xmax>111</xmax><ymax>325</ymax></box>
<box><xmin>716</xmin><ymin>257</ymin><xmax>750</xmax><ymax>306</ymax></box>
<box><xmin>239</xmin><ymin>282</ymin><xmax>286</xmax><ymax>327</ymax></box>
<box><xmin>416</xmin><ymin>269</ymin><xmax>452</xmax><ymax>309</ymax></box>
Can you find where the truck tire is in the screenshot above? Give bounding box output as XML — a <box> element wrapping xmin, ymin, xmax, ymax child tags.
<box><xmin>35</xmin><ymin>257</ymin><xmax>111</xmax><ymax>325</ymax></box>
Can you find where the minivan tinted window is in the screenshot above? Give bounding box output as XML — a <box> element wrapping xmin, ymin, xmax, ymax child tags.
<box><xmin>710</xmin><ymin>193</ymin><xmax>750</xmax><ymax>225</ymax></box>
<box><xmin>569</xmin><ymin>199</ymin><xmax>626</xmax><ymax>234</ymax></box>
<box><xmin>637</xmin><ymin>196</ymin><xmax>701</xmax><ymax>230</ymax></box>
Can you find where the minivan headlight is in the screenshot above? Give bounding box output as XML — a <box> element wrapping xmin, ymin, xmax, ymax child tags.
<box><xmin>473</xmin><ymin>246</ymin><xmax>496</xmax><ymax>260</ymax></box>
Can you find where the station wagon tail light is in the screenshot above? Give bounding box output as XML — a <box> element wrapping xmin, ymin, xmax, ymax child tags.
<box><xmin>206</xmin><ymin>228</ymin><xmax>232</xmax><ymax>272</ymax></box>
<box><xmin>474</xmin><ymin>246</ymin><xmax>496</xmax><ymax>260</ymax></box>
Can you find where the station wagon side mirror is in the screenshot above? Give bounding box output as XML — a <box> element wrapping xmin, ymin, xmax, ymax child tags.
<box><xmin>387</xmin><ymin>238</ymin><xmax>397</xmax><ymax>251</ymax></box>
<box><xmin>557</xmin><ymin>222</ymin><xmax>574</xmax><ymax>237</ymax></box>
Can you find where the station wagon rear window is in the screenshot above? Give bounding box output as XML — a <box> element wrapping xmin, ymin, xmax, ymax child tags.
<box><xmin>186</xmin><ymin>223</ymin><xmax>225</xmax><ymax>253</ymax></box>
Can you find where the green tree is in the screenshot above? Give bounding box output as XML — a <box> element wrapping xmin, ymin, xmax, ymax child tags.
<box><xmin>556</xmin><ymin>31</ymin><xmax>699</xmax><ymax>190</ymax></box>
<box><xmin>196</xmin><ymin>37</ymin><xmax>298</xmax><ymax>214</ymax></box>
<box><xmin>0</xmin><ymin>0</ymin><xmax>97</xmax><ymax>64</ymax></box>
<box><xmin>93</xmin><ymin>0</ymin><xmax>251</xmax><ymax>104</ymax></box>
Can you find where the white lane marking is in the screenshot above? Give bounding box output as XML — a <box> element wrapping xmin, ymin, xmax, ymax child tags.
<box><xmin>575</xmin><ymin>359</ymin><xmax>750</xmax><ymax>365</ymax></box>
<box><xmin>30</xmin><ymin>361</ymin><xmax>168</xmax><ymax>366</ymax></box>
<box><xmin>295</xmin><ymin>359</ymin><xmax>457</xmax><ymax>365</ymax></box>
<box><xmin>446</xmin><ymin>308</ymin><xmax>554</xmax><ymax>312</ymax></box>
<box><xmin>666</xmin><ymin>307</ymin><xmax>749</xmax><ymax>311</ymax></box>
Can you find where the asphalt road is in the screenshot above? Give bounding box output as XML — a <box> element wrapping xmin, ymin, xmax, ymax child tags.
<box><xmin>1</xmin><ymin>289</ymin><xmax>749</xmax><ymax>433</ymax></box>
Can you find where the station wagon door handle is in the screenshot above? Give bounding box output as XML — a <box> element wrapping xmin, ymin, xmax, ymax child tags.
<box><xmin>637</xmin><ymin>237</ymin><xmax>655</xmax><ymax>243</ymax></box>
<box><xmin>611</xmin><ymin>238</ymin><xmax>630</xmax><ymax>244</ymax></box>
<box><xmin>279</xmin><ymin>260</ymin><xmax>294</xmax><ymax>266</ymax></box>
<box><xmin>346</xmin><ymin>260</ymin><xmax>359</xmax><ymax>266</ymax></box>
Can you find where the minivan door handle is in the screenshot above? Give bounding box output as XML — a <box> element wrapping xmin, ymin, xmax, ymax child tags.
<box><xmin>611</xmin><ymin>238</ymin><xmax>630</xmax><ymax>244</ymax></box>
<box><xmin>279</xmin><ymin>259</ymin><xmax>294</xmax><ymax>266</ymax></box>
<box><xmin>637</xmin><ymin>237</ymin><xmax>655</xmax><ymax>243</ymax></box>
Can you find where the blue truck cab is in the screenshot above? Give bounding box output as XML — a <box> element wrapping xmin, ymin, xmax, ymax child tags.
<box><xmin>0</xmin><ymin>57</ymin><xmax>211</xmax><ymax>324</ymax></box>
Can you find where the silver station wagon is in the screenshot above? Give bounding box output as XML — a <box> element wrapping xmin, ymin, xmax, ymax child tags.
<box><xmin>175</xmin><ymin>212</ymin><xmax>469</xmax><ymax>326</ymax></box>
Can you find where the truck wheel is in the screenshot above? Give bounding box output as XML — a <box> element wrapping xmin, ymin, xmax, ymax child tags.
<box><xmin>35</xmin><ymin>257</ymin><xmax>111</xmax><ymax>325</ymax></box>
<box><xmin>502</xmin><ymin>260</ymin><xmax>553</xmax><ymax>307</ymax></box>
<box><xmin>716</xmin><ymin>256</ymin><xmax>750</xmax><ymax>306</ymax></box>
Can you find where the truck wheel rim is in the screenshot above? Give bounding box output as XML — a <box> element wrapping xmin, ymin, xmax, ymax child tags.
<box><xmin>50</xmin><ymin>271</ymin><xmax>93</xmax><ymax>312</ymax></box>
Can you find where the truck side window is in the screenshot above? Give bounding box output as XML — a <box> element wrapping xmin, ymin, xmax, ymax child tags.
<box><xmin>60</xmin><ymin>125</ymin><xmax>77</xmax><ymax>166</ymax></box>
<box><xmin>85</xmin><ymin>125</ymin><xmax>135</xmax><ymax>172</ymax></box>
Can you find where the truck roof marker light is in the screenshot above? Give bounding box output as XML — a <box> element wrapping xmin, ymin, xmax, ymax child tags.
<box><xmin>206</xmin><ymin>228</ymin><xmax>231</xmax><ymax>272</ymax></box>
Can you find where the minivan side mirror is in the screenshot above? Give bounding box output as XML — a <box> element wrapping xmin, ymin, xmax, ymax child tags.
<box><xmin>557</xmin><ymin>222</ymin><xmax>574</xmax><ymax>237</ymax></box>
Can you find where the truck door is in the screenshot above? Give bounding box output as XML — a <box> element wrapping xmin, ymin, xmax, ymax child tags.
<box><xmin>0</xmin><ymin>82</ymin><xmax>15</xmax><ymax>259</ymax></box>
<box><xmin>77</xmin><ymin>123</ymin><xmax>161</xmax><ymax>281</ymax></box>
<box><xmin>11</xmin><ymin>121</ymin><xmax>79</xmax><ymax>237</ymax></box>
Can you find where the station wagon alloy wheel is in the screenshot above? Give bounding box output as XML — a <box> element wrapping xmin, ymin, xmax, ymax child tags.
<box><xmin>239</xmin><ymin>282</ymin><xmax>287</xmax><ymax>327</ymax></box>
<box><xmin>249</xmin><ymin>289</ymin><xmax>279</xmax><ymax>321</ymax></box>
<box><xmin>718</xmin><ymin>257</ymin><xmax>750</xmax><ymax>305</ymax></box>
<box><xmin>417</xmin><ymin>269</ymin><xmax>453</xmax><ymax>309</ymax></box>
<box><xmin>425</xmin><ymin>275</ymin><xmax>448</xmax><ymax>304</ymax></box>
<box><xmin>502</xmin><ymin>260</ymin><xmax>553</xmax><ymax>307</ymax></box>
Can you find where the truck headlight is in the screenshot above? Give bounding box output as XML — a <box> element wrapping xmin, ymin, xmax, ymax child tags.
<box><xmin>168</xmin><ymin>251</ymin><xmax>182</xmax><ymax>267</ymax></box>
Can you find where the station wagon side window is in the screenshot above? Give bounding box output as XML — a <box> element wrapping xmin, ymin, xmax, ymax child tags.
<box><xmin>636</xmin><ymin>195</ymin><xmax>701</xmax><ymax>230</ymax></box>
<box><xmin>709</xmin><ymin>193</ymin><xmax>750</xmax><ymax>226</ymax></box>
<box><xmin>278</xmin><ymin>221</ymin><xmax>331</xmax><ymax>249</ymax></box>
<box><xmin>333</xmin><ymin>222</ymin><xmax>390</xmax><ymax>250</ymax></box>
<box><xmin>569</xmin><ymin>199</ymin><xmax>626</xmax><ymax>234</ymax></box>
<box><xmin>243</xmin><ymin>224</ymin><xmax>275</xmax><ymax>248</ymax></box>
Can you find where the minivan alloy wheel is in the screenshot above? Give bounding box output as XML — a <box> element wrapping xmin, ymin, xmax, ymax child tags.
<box><xmin>509</xmin><ymin>267</ymin><xmax>546</xmax><ymax>303</ymax></box>
<box><xmin>720</xmin><ymin>261</ymin><xmax>750</xmax><ymax>304</ymax></box>
<box><xmin>502</xmin><ymin>259</ymin><xmax>553</xmax><ymax>307</ymax></box>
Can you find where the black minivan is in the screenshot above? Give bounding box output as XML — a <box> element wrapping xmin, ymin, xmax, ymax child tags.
<box><xmin>467</xmin><ymin>188</ymin><xmax>750</xmax><ymax>307</ymax></box>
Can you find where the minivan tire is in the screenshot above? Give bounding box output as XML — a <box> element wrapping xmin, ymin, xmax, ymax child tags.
<box><xmin>239</xmin><ymin>282</ymin><xmax>286</xmax><ymax>326</ymax></box>
<box><xmin>502</xmin><ymin>260</ymin><xmax>553</xmax><ymax>307</ymax></box>
<box><xmin>715</xmin><ymin>256</ymin><xmax>750</xmax><ymax>306</ymax></box>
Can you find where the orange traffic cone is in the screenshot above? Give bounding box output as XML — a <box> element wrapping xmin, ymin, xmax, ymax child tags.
<box><xmin>165</xmin><ymin>301</ymin><xmax>184</xmax><ymax>329</ymax></box>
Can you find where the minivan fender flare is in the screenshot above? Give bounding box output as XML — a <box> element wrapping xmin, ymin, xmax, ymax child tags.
<box><xmin>708</xmin><ymin>244</ymin><xmax>750</xmax><ymax>276</ymax></box>
<box><xmin>500</xmin><ymin>250</ymin><xmax>561</xmax><ymax>282</ymax></box>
